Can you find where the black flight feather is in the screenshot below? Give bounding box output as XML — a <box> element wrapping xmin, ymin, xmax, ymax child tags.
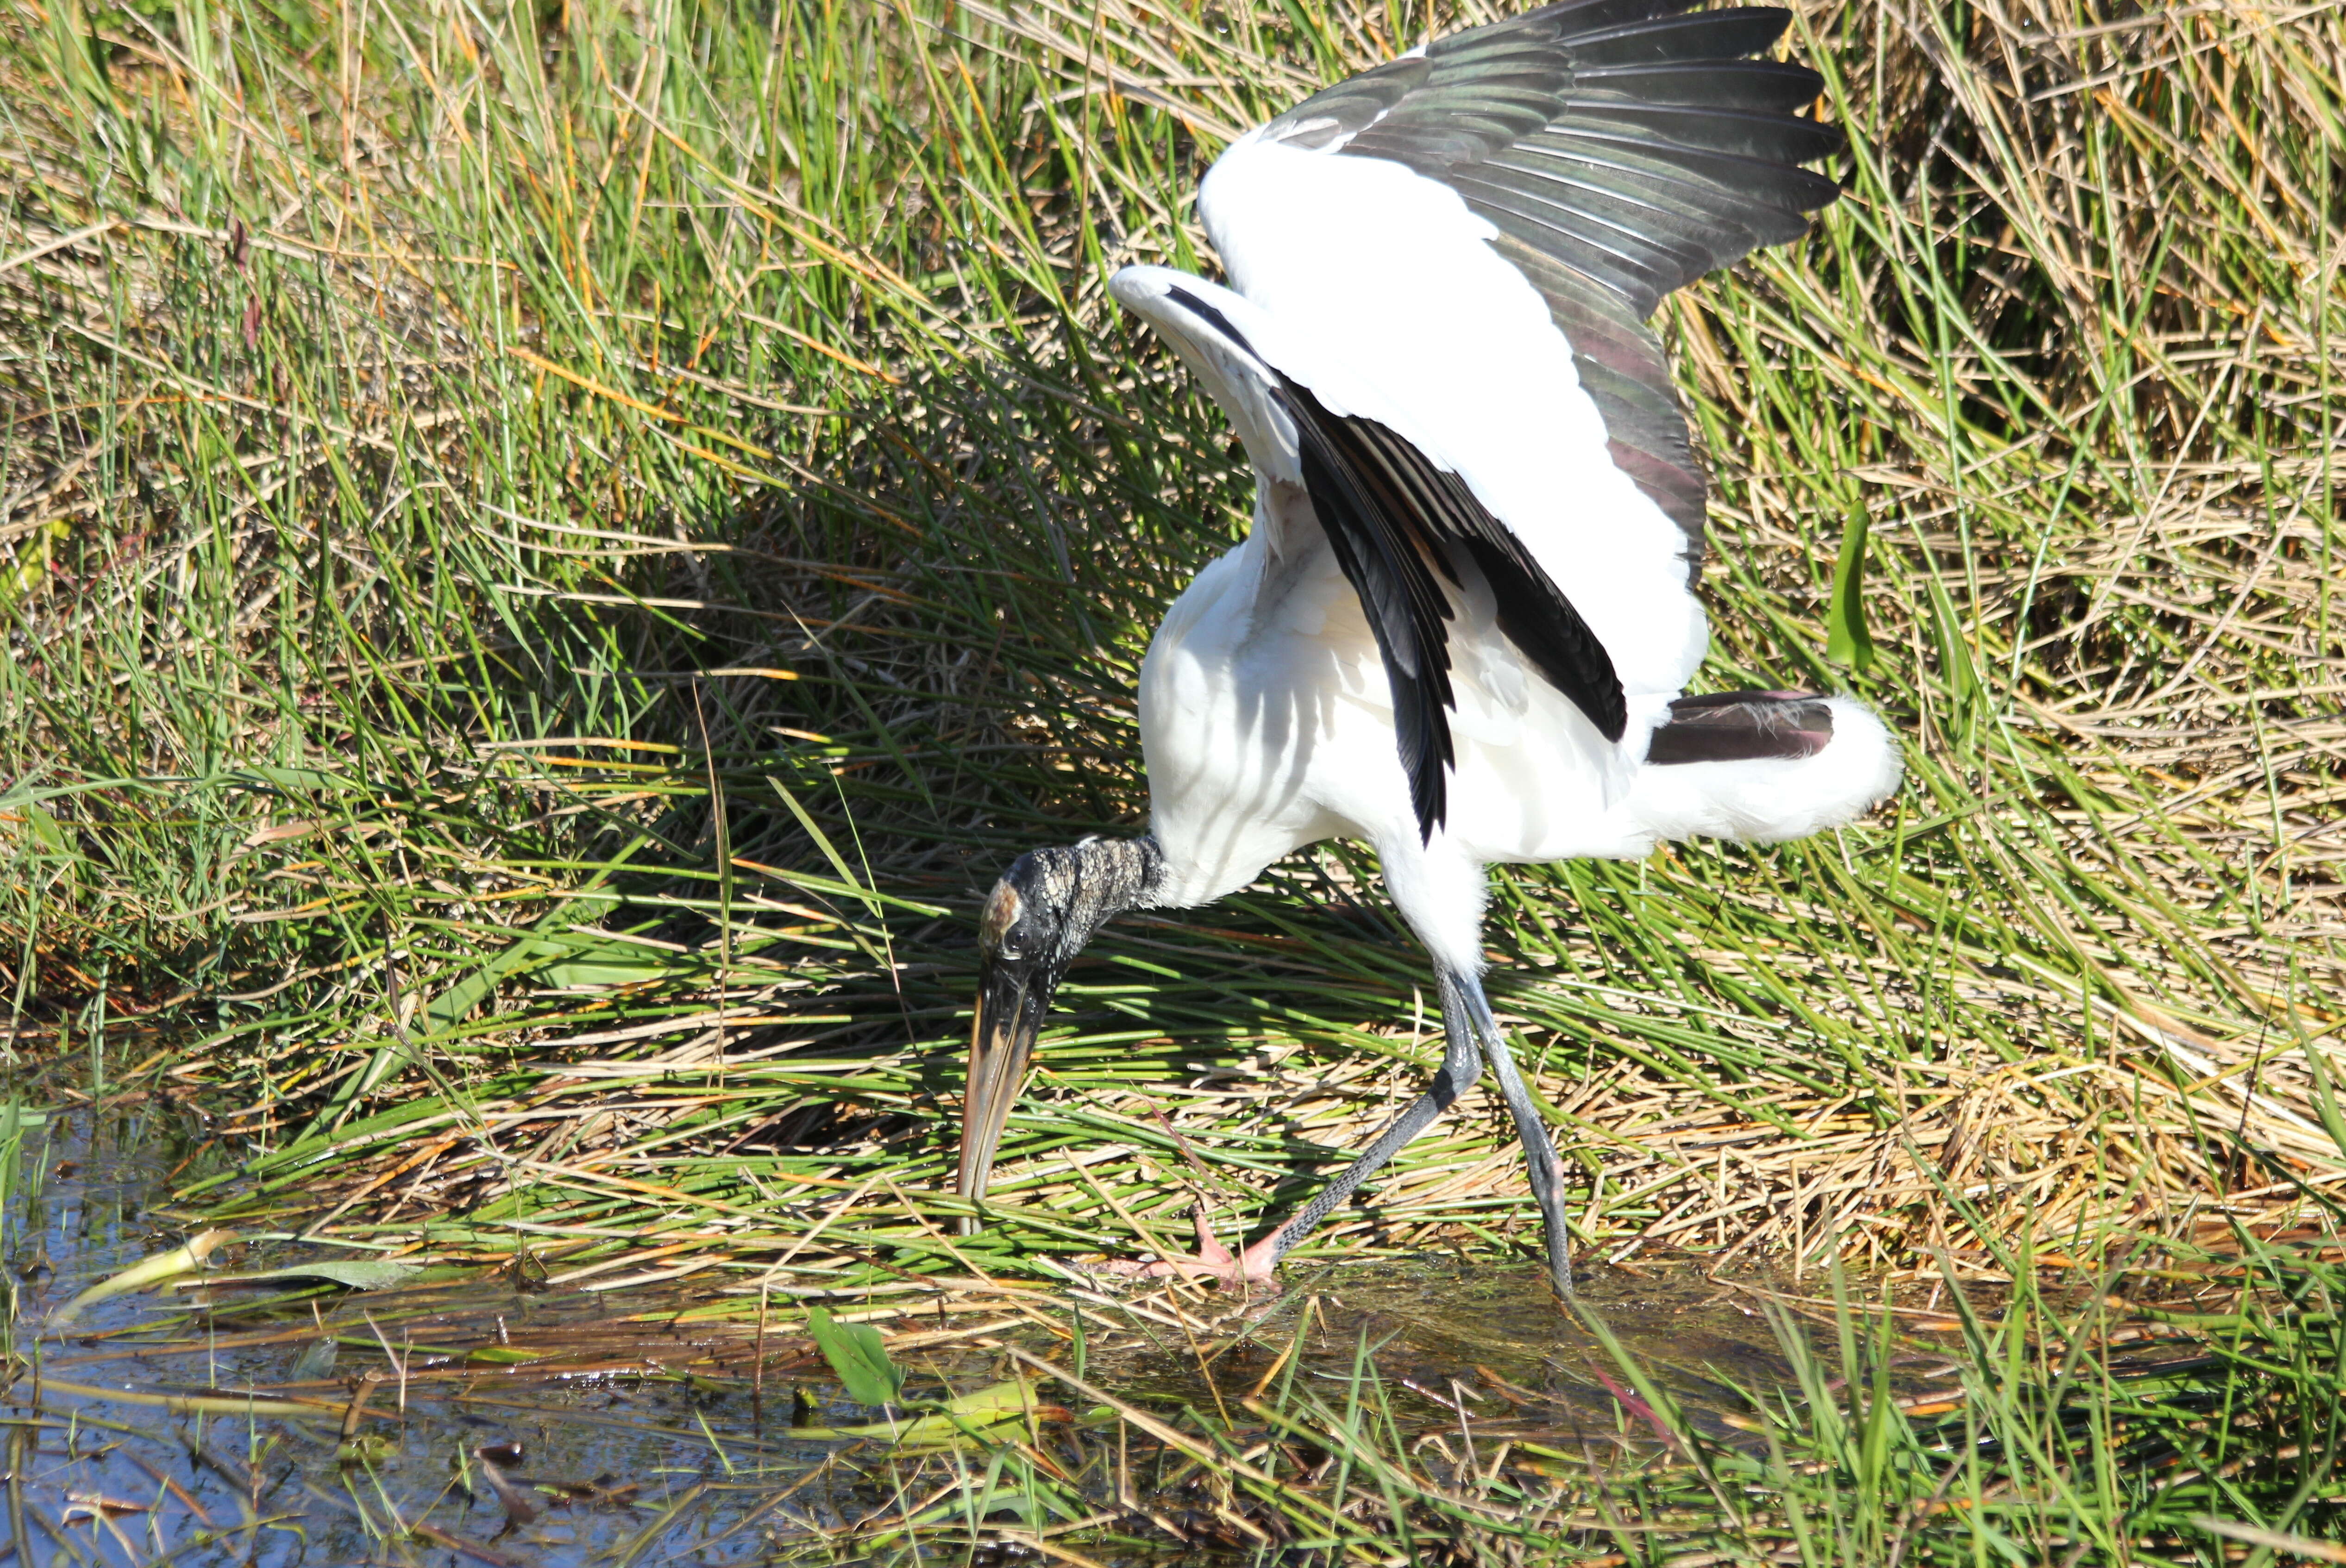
<box><xmin>1271</xmin><ymin>371</ymin><xmax>1626</xmax><ymax>842</ymax></box>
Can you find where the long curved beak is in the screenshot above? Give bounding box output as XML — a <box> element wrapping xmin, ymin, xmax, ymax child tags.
<box><xmin>955</xmin><ymin>958</ymin><xmax>1054</xmax><ymax>1233</ymax></box>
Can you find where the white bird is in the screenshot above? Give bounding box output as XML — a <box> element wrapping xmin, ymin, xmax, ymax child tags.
<box><xmin>955</xmin><ymin>0</ymin><xmax>1901</xmax><ymax>1296</ymax></box>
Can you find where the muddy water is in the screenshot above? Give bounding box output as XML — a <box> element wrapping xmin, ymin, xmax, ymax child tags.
<box><xmin>0</xmin><ymin>1093</ymin><xmax>1972</xmax><ymax>1566</ymax></box>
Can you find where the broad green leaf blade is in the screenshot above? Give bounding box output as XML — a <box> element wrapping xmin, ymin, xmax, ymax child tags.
<box><xmin>793</xmin><ymin>1381</ymin><xmax>1044</xmax><ymax>1445</ymax></box>
<box><xmin>201</xmin><ymin>1260</ymin><xmax>427</xmax><ymax>1292</ymax></box>
<box><xmin>807</xmin><ymin>1306</ymin><xmax>906</xmax><ymax>1407</ymax></box>
<box><xmin>1825</xmin><ymin>500</ymin><xmax>1876</xmax><ymax>673</ymax></box>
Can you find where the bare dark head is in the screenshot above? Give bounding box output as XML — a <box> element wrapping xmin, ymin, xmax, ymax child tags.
<box><xmin>956</xmin><ymin>837</ymin><xmax>1165</xmax><ymax>1226</ymax></box>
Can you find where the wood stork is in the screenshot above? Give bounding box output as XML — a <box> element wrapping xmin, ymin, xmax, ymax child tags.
<box><xmin>955</xmin><ymin>0</ymin><xmax>1900</xmax><ymax>1296</ymax></box>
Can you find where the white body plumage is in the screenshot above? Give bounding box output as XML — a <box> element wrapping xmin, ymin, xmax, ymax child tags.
<box><xmin>1121</xmin><ymin>131</ymin><xmax>1898</xmax><ymax>970</ymax></box>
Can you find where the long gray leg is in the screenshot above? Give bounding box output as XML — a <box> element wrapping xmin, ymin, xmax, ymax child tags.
<box><xmin>1261</xmin><ymin>972</ymin><xmax>1485</xmax><ymax>1264</ymax></box>
<box><xmin>1454</xmin><ymin>971</ymin><xmax>1578</xmax><ymax>1298</ymax></box>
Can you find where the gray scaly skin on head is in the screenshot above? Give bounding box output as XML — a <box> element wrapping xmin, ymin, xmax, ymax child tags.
<box><xmin>957</xmin><ymin>836</ymin><xmax>1166</xmax><ymax>1232</ymax></box>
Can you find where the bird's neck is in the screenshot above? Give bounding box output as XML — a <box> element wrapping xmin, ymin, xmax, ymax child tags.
<box><xmin>1056</xmin><ymin>834</ymin><xmax>1169</xmax><ymax>946</ymax></box>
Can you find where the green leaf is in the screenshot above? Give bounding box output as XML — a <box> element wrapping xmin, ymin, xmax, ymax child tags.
<box><xmin>2302</xmin><ymin>1044</ymin><xmax>2346</xmax><ymax>1162</ymax></box>
<box><xmin>794</xmin><ymin>1380</ymin><xmax>1042</xmax><ymax>1446</ymax></box>
<box><xmin>204</xmin><ymin>1260</ymin><xmax>426</xmax><ymax>1291</ymax></box>
<box><xmin>423</xmin><ymin>894</ymin><xmax>623</xmax><ymax>1027</ymax></box>
<box><xmin>336</xmin><ymin>1432</ymin><xmax>398</xmax><ymax>1467</ymax></box>
<box><xmin>535</xmin><ymin>930</ymin><xmax>675</xmax><ymax>991</ymax></box>
<box><xmin>1825</xmin><ymin>499</ymin><xmax>1876</xmax><ymax>673</ymax></box>
<box><xmin>768</xmin><ymin>778</ymin><xmax>886</xmax><ymax>922</ymax></box>
<box><xmin>1924</xmin><ymin>574</ymin><xmax>1984</xmax><ymax>746</ymax></box>
<box><xmin>232</xmin><ymin>764</ymin><xmax>361</xmax><ymax>795</ymax></box>
<box><xmin>291</xmin><ymin>1337</ymin><xmax>340</xmax><ymax>1380</ymax></box>
<box><xmin>15</xmin><ymin>801</ymin><xmax>70</xmax><ymax>857</ymax></box>
<box><xmin>807</xmin><ymin>1306</ymin><xmax>905</xmax><ymax>1408</ymax></box>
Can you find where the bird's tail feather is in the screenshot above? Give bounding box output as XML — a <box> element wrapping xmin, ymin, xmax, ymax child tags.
<box><xmin>1627</xmin><ymin>692</ymin><xmax>1900</xmax><ymax>845</ymax></box>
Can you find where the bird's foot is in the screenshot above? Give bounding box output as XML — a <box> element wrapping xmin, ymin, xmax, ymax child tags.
<box><xmin>1094</xmin><ymin>1208</ymin><xmax>1281</xmax><ymax>1289</ymax></box>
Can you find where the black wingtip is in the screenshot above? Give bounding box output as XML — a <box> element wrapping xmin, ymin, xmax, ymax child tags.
<box><xmin>1414</xmin><ymin>774</ymin><xmax>1448</xmax><ymax>844</ymax></box>
<box><xmin>1593</xmin><ymin>685</ymin><xmax>1630</xmax><ymax>743</ymax></box>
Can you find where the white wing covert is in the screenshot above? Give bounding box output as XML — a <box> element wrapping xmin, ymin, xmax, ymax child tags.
<box><xmin>1239</xmin><ymin>0</ymin><xmax>1844</xmax><ymax>558</ymax></box>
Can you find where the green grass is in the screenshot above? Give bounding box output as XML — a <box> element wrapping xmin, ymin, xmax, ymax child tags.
<box><xmin>0</xmin><ymin>0</ymin><xmax>2343</xmax><ymax>1557</ymax></box>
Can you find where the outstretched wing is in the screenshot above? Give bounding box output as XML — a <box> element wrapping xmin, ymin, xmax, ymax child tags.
<box><xmin>1117</xmin><ymin>2</ymin><xmax>1841</xmax><ymax>842</ymax></box>
<box><xmin>1247</xmin><ymin>0</ymin><xmax>1843</xmax><ymax>558</ymax></box>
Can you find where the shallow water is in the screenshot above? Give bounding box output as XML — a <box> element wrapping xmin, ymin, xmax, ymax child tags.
<box><xmin>7</xmin><ymin>1095</ymin><xmax>950</xmax><ymax>1565</ymax></box>
<box><xmin>0</xmin><ymin>1088</ymin><xmax>1983</xmax><ymax>1565</ymax></box>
